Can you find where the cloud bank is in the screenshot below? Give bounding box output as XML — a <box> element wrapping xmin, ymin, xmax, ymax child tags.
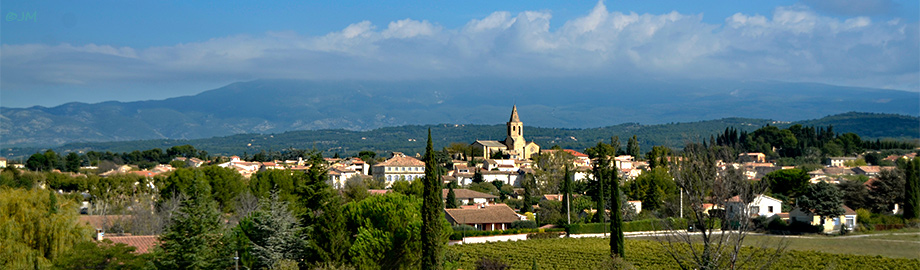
<box><xmin>2</xmin><ymin>1</ymin><xmax>917</xmax><ymax>104</ymax></box>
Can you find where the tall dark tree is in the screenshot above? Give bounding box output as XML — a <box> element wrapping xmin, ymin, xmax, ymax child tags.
<box><xmin>522</xmin><ymin>173</ymin><xmax>535</xmax><ymax>213</ymax></box>
<box><xmin>562</xmin><ymin>165</ymin><xmax>573</xmax><ymax>225</ymax></box>
<box><xmin>607</xmin><ymin>137</ymin><xmax>625</xmax><ymax>259</ymax></box>
<box><xmin>798</xmin><ymin>181</ymin><xmax>844</xmax><ymax>223</ymax></box>
<box><xmin>902</xmin><ymin>158</ymin><xmax>920</xmax><ymax>220</ymax></box>
<box><xmin>627</xmin><ymin>135</ymin><xmax>640</xmax><ymax>159</ymax></box>
<box><xmin>446</xmin><ymin>185</ymin><xmax>459</xmax><ymax>209</ymax></box>
<box><xmin>869</xmin><ymin>168</ymin><xmax>906</xmax><ymax>213</ymax></box>
<box><xmin>586</xmin><ymin>137</ymin><xmax>623</xmax><ymax>258</ymax></box>
<box><xmin>421</xmin><ymin>129</ymin><xmax>444</xmax><ymax>270</ymax></box>
<box><xmin>153</xmin><ymin>178</ymin><xmax>231</xmax><ymax>270</ymax></box>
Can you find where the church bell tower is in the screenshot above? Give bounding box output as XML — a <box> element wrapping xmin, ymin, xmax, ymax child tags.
<box><xmin>506</xmin><ymin>106</ymin><xmax>525</xmax><ymax>152</ymax></box>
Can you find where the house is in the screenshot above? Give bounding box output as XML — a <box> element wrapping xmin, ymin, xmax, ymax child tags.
<box><xmin>103</xmin><ymin>235</ymin><xmax>159</xmax><ymax>254</ymax></box>
<box><xmin>444</xmin><ymin>189</ymin><xmax>498</xmax><ymax>205</ymax></box>
<box><xmin>328</xmin><ymin>166</ymin><xmax>360</xmax><ymax>189</ymax></box>
<box><xmin>852</xmin><ymin>166</ymin><xmax>881</xmax><ymax>176</ymax></box>
<box><xmin>372</xmin><ymin>152</ymin><xmax>425</xmax><ymax>185</ymax></box>
<box><xmin>827</xmin><ymin>157</ymin><xmax>857</xmax><ymax>167</ymax></box>
<box><xmin>726</xmin><ymin>194</ymin><xmax>783</xmax><ymax>218</ymax></box>
<box><xmin>470</xmin><ymin>106</ymin><xmax>541</xmax><ymax>160</ymax></box>
<box><xmin>790</xmin><ymin>205</ymin><xmax>858</xmax><ymax>233</ymax></box>
<box><xmin>0</xmin><ymin>157</ymin><xmax>6</xmax><ymax>168</ymax></box>
<box><xmin>739</xmin><ymin>153</ymin><xmax>767</xmax><ymax>163</ymax></box>
<box><xmin>444</xmin><ymin>204</ymin><xmax>524</xmax><ymax>231</ymax></box>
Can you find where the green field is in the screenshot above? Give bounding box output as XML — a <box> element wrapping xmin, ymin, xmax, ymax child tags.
<box><xmin>446</xmin><ymin>237</ymin><xmax>920</xmax><ymax>270</ymax></box>
<box><xmin>630</xmin><ymin>230</ymin><xmax>920</xmax><ymax>259</ymax></box>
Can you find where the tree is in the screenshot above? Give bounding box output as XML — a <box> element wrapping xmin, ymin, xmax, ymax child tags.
<box><xmin>586</xmin><ymin>137</ymin><xmax>623</xmax><ymax>258</ymax></box>
<box><xmin>343</xmin><ymin>175</ymin><xmax>371</xmax><ymax>203</ymax></box>
<box><xmin>0</xmin><ymin>188</ymin><xmax>89</xmax><ymax>269</ymax></box>
<box><xmin>562</xmin><ymin>165</ymin><xmax>573</xmax><ymax>224</ymax></box>
<box><xmin>153</xmin><ymin>178</ymin><xmax>232</xmax><ymax>270</ymax></box>
<box><xmin>646</xmin><ymin>146</ymin><xmax>671</xmax><ymax>169</ymax></box>
<box><xmin>446</xmin><ymin>185</ymin><xmax>459</xmax><ymax>209</ymax></box>
<box><xmin>838</xmin><ymin>180</ymin><xmax>870</xmax><ymax>210</ymax></box>
<box><xmin>627</xmin><ymin>135</ymin><xmax>640</xmax><ymax>159</ymax></box>
<box><xmin>625</xmin><ymin>167</ymin><xmax>677</xmax><ymax>213</ymax></box>
<box><xmin>54</xmin><ymin>240</ymin><xmax>150</xmax><ymax>270</ymax></box>
<box><xmin>239</xmin><ymin>192</ymin><xmax>306</xmax><ymax>270</ymax></box>
<box><xmin>763</xmin><ymin>169</ymin><xmax>810</xmax><ymax>201</ymax></box>
<box><xmin>798</xmin><ymin>181</ymin><xmax>844</xmax><ymax>223</ymax></box>
<box><xmin>902</xmin><ymin>158</ymin><xmax>920</xmax><ymax>220</ymax></box>
<box><xmin>65</xmin><ymin>152</ymin><xmax>82</xmax><ymax>173</ymax></box>
<box><xmin>421</xmin><ymin>129</ymin><xmax>444</xmax><ymax>270</ymax></box>
<box><xmin>869</xmin><ymin>168</ymin><xmax>906</xmax><ymax>213</ymax></box>
<box><xmin>521</xmin><ymin>173</ymin><xmax>535</xmax><ymax>213</ymax></box>
<box><xmin>662</xmin><ymin>144</ymin><xmax>780</xmax><ymax>270</ymax></box>
<box><xmin>344</xmin><ymin>193</ymin><xmax>449</xmax><ymax>269</ymax></box>
<box><xmin>532</xmin><ymin>149</ymin><xmax>575</xmax><ymax>194</ymax></box>
<box><xmin>472</xmin><ymin>170</ymin><xmax>484</xmax><ymax>184</ymax></box>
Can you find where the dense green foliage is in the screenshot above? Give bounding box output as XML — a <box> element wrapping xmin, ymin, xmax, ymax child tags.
<box><xmin>446</xmin><ymin>238</ymin><xmax>920</xmax><ymax>270</ymax></box>
<box><xmin>0</xmin><ymin>188</ymin><xmax>91</xmax><ymax>269</ymax></box>
<box><xmin>54</xmin><ymin>240</ymin><xmax>152</xmax><ymax>270</ymax></box>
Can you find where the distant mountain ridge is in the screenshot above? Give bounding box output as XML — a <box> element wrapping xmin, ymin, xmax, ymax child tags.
<box><xmin>1</xmin><ymin>78</ymin><xmax>918</xmax><ymax>147</ymax></box>
<box><xmin>3</xmin><ymin>112</ymin><xmax>916</xmax><ymax>159</ymax></box>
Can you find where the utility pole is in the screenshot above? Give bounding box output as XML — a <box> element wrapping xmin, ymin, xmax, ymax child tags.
<box><xmin>680</xmin><ymin>187</ymin><xmax>683</xmax><ymax>219</ymax></box>
<box><xmin>234</xmin><ymin>250</ymin><xmax>239</xmax><ymax>270</ymax></box>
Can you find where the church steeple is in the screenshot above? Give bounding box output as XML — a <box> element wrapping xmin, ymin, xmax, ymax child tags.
<box><xmin>509</xmin><ymin>105</ymin><xmax>521</xmax><ymax>123</ymax></box>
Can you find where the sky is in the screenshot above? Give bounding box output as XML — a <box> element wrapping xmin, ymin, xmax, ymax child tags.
<box><xmin>1</xmin><ymin>0</ymin><xmax>918</xmax><ymax>108</ymax></box>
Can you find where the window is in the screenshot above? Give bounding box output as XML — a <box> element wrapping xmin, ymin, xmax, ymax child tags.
<box><xmin>768</xmin><ymin>206</ymin><xmax>774</xmax><ymax>213</ymax></box>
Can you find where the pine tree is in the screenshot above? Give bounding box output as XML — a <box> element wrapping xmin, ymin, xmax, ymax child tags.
<box><xmin>154</xmin><ymin>178</ymin><xmax>231</xmax><ymax>270</ymax></box>
<box><xmin>446</xmin><ymin>185</ymin><xmax>459</xmax><ymax>209</ymax></box>
<box><xmin>902</xmin><ymin>158</ymin><xmax>920</xmax><ymax>220</ymax></box>
<box><xmin>421</xmin><ymin>129</ymin><xmax>444</xmax><ymax>270</ymax></box>
<box><xmin>609</xmin><ymin>152</ymin><xmax>625</xmax><ymax>258</ymax></box>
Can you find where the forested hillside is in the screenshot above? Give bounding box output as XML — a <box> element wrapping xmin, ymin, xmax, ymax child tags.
<box><xmin>4</xmin><ymin>112</ymin><xmax>916</xmax><ymax>159</ymax></box>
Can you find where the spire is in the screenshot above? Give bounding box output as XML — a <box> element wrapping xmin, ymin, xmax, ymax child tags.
<box><xmin>509</xmin><ymin>105</ymin><xmax>521</xmax><ymax>122</ymax></box>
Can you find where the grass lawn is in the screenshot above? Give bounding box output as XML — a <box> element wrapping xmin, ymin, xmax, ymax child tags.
<box><xmin>632</xmin><ymin>229</ymin><xmax>920</xmax><ymax>259</ymax></box>
<box><xmin>447</xmin><ymin>237</ymin><xmax>920</xmax><ymax>269</ymax></box>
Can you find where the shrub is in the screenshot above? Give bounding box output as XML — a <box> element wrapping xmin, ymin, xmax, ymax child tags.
<box><xmin>526</xmin><ymin>231</ymin><xmax>564</xmax><ymax>239</ymax></box>
<box><xmin>787</xmin><ymin>221</ymin><xmax>822</xmax><ymax>234</ymax></box>
<box><xmin>510</xmin><ymin>220</ymin><xmax>537</xmax><ymax>229</ymax></box>
<box><xmin>767</xmin><ymin>217</ymin><xmax>788</xmax><ymax>232</ymax></box>
<box><xmin>475</xmin><ymin>257</ymin><xmax>510</xmax><ymax>270</ymax></box>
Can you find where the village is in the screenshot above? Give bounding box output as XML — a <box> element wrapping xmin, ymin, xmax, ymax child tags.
<box><xmin>3</xmin><ymin>105</ymin><xmax>917</xmax><ymax>266</ymax></box>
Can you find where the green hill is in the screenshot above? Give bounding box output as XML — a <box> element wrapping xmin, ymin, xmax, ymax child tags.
<box><xmin>3</xmin><ymin>112</ymin><xmax>915</xmax><ymax>160</ymax></box>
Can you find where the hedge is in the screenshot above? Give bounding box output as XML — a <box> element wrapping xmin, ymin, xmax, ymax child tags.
<box><xmin>566</xmin><ymin>218</ymin><xmax>722</xmax><ymax>234</ymax></box>
<box><xmin>450</xmin><ymin>227</ymin><xmax>565</xmax><ymax>240</ymax></box>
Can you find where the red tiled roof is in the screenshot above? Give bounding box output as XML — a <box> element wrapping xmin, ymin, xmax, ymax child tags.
<box><xmin>105</xmin><ymin>236</ymin><xmax>159</xmax><ymax>254</ymax></box>
<box><xmin>376</xmin><ymin>155</ymin><xmax>425</xmax><ymax>167</ymax></box>
<box><xmin>442</xmin><ymin>189</ymin><xmax>498</xmax><ymax>199</ymax></box>
<box><xmin>444</xmin><ymin>204</ymin><xmax>521</xmax><ymax>224</ymax></box>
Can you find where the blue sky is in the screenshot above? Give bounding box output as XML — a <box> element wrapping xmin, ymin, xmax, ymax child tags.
<box><xmin>2</xmin><ymin>0</ymin><xmax>918</xmax><ymax>107</ymax></box>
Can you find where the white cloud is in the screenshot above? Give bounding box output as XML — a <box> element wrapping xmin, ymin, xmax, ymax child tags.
<box><xmin>1</xmin><ymin>1</ymin><xmax>917</xmax><ymax>98</ymax></box>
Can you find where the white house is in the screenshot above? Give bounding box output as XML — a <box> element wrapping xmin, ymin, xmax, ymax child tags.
<box><xmin>372</xmin><ymin>152</ymin><xmax>425</xmax><ymax>185</ymax></box>
<box><xmin>726</xmin><ymin>194</ymin><xmax>783</xmax><ymax>218</ymax></box>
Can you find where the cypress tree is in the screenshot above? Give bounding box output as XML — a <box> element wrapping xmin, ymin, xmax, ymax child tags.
<box><xmin>903</xmin><ymin>158</ymin><xmax>920</xmax><ymax>220</ymax></box>
<box><xmin>562</xmin><ymin>165</ymin><xmax>572</xmax><ymax>225</ymax></box>
<box><xmin>522</xmin><ymin>174</ymin><xmax>534</xmax><ymax>213</ymax></box>
<box><xmin>421</xmin><ymin>129</ymin><xmax>444</xmax><ymax>270</ymax></box>
<box><xmin>446</xmin><ymin>185</ymin><xmax>459</xmax><ymax>209</ymax></box>
<box><xmin>609</xmin><ymin>157</ymin><xmax>625</xmax><ymax>258</ymax></box>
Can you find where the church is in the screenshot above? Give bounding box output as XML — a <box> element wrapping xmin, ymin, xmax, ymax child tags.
<box><xmin>471</xmin><ymin>106</ymin><xmax>541</xmax><ymax>160</ymax></box>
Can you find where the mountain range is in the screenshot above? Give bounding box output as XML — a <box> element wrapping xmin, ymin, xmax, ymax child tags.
<box><xmin>1</xmin><ymin>78</ymin><xmax>918</xmax><ymax>148</ymax></box>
